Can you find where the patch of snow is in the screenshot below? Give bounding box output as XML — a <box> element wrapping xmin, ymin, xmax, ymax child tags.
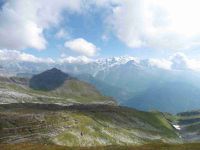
<box><xmin>173</xmin><ymin>124</ymin><xmax>181</xmax><ymax>130</ymax></box>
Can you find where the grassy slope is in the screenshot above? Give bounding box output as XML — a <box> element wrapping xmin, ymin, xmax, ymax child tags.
<box><xmin>0</xmin><ymin>104</ymin><xmax>179</xmax><ymax>147</ymax></box>
<box><xmin>0</xmin><ymin>77</ymin><xmax>115</xmax><ymax>104</ymax></box>
<box><xmin>176</xmin><ymin>110</ymin><xmax>200</xmax><ymax>141</ymax></box>
<box><xmin>1</xmin><ymin>143</ymin><xmax>200</xmax><ymax>150</ymax></box>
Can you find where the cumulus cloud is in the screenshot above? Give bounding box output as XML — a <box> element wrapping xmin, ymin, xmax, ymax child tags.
<box><xmin>64</xmin><ymin>38</ymin><xmax>99</xmax><ymax>57</ymax></box>
<box><xmin>2</xmin><ymin>0</ymin><xmax>200</xmax><ymax>52</ymax></box>
<box><xmin>0</xmin><ymin>49</ymin><xmax>54</xmax><ymax>63</ymax></box>
<box><xmin>107</xmin><ymin>0</ymin><xmax>200</xmax><ymax>50</ymax></box>
<box><xmin>0</xmin><ymin>0</ymin><xmax>81</xmax><ymax>50</ymax></box>
<box><xmin>59</xmin><ymin>55</ymin><xmax>92</xmax><ymax>64</ymax></box>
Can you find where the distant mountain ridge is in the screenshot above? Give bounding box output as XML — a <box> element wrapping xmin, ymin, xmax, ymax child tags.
<box><xmin>2</xmin><ymin>56</ymin><xmax>200</xmax><ymax>113</ymax></box>
<box><xmin>126</xmin><ymin>81</ymin><xmax>200</xmax><ymax>113</ymax></box>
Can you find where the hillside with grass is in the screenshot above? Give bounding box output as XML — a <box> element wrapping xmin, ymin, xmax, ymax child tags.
<box><xmin>176</xmin><ymin>110</ymin><xmax>200</xmax><ymax>141</ymax></box>
<box><xmin>2</xmin><ymin>143</ymin><xmax>200</xmax><ymax>150</ymax></box>
<box><xmin>0</xmin><ymin>68</ymin><xmax>116</xmax><ymax>105</ymax></box>
<box><xmin>0</xmin><ymin>103</ymin><xmax>180</xmax><ymax>147</ymax></box>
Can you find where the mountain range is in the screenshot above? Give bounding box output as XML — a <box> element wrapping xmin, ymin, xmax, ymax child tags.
<box><xmin>1</xmin><ymin>56</ymin><xmax>200</xmax><ymax>113</ymax></box>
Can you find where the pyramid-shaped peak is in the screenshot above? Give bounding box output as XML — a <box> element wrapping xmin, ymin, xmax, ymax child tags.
<box><xmin>29</xmin><ymin>68</ymin><xmax>71</xmax><ymax>90</ymax></box>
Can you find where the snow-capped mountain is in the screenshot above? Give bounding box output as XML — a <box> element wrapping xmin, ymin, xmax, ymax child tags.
<box><xmin>0</xmin><ymin>55</ymin><xmax>182</xmax><ymax>76</ymax></box>
<box><xmin>95</xmin><ymin>56</ymin><xmax>138</xmax><ymax>68</ymax></box>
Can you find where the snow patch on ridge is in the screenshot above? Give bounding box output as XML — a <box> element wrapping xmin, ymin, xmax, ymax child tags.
<box><xmin>173</xmin><ymin>124</ymin><xmax>181</xmax><ymax>130</ymax></box>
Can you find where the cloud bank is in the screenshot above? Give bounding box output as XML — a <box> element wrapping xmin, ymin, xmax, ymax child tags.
<box><xmin>0</xmin><ymin>49</ymin><xmax>54</xmax><ymax>63</ymax></box>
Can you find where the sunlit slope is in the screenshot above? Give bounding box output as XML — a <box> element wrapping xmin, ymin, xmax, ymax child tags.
<box><xmin>0</xmin><ymin>68</ymin><xmax>116</xmax><ymax>105</ymax></box>
<box><xmin>0</xmin><ymin>104</ymin><xmax>180</xmax><ymax>146</ymax></box>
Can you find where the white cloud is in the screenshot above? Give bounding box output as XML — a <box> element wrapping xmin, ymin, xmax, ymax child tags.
<box><xmin>138</xmin><ymin>53</ymin><xmax>200</xmax><ymax>71</ymax></box>
<box><xmin>0</xmin><ymin>0</ymin><xmax>81</xmax><ymax>50</ymax></box>
<box><xmin>146</xmin><ymin>52</ymin><xmax>200</xmax><ymax>71</ymax></box>
<box><xmin>55</xmin><ymin>28</ymin><xmax>70</xmax><ymax>39</ymax></box>
<box><xmin>64</xmin><ymin>38</ymin><xmax>99</xmax><ymax>57</ymax></box>
<box><xmin>0</xmin><ymin>49</ymin><xmax>54</xmax><ymax>63</ymax></box>
<box><xmin>2</xmin><ymin>0</ymin><xmax>200</xmax><ymax>53</ymax></box>
<box><xmin>170</xmin><ymin>53</ymin><xmax>189</xmax><ymax>70</ymax></box>
<box><xmin>147</xmin><ymin>59</ymin><xmax>172</xmax><ymax>70</ymax></box>
<box><xmin>92</xmin><ymin>0</ymin><xmax>120</xmax><ymax>7</ymax></box>
<box><xmin>170</xmin><ymin>52</ymin><xmax>200</xmax><ymax>71</ymax></box>
<box><xmin>107</xmin><ymin>0</ymin><xmax>200</xmax><ymax>50</ymax></box>
<box><xmin>59</xmin><ymin>55</ymin><xmax>92</xmax><ymax>64</ymax></box>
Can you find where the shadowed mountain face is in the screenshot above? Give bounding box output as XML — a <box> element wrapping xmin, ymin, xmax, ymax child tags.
<box><xmin>29</xmin><ymin>68</ymin><xmax>71</xmax><ymax>91</ymax></box>
<box><xmin>75</xmin><ymin>74</ymin><xmax>134</xmax><ymax>103</ymax></box>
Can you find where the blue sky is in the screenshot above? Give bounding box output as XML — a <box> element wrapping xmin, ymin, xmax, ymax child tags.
<box><xmin>23</xmin><ymin>7</ymin><xmax>136</xmax><ymax>59</ymax></box>
<box><xmin>1</xmin><ymin>0</ymin><xmax>200</xmax><ymax>62</ymax></box>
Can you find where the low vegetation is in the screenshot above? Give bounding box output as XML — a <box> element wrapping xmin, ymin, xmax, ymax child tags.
<box><xmin>1</xmin><ymin>143</ymin><xmax>200</xmax><ymax>150</ymax></box>
<box><xmin>0</xmin><ymin>104</ymin><xmax>180</xmax><ymax>146</ymax></box>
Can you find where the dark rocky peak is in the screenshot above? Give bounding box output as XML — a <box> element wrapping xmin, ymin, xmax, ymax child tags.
<box><xmin>29</xmin><ymin>68</ymin><xmax>72</xmax><ymax>91</ymax></box>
